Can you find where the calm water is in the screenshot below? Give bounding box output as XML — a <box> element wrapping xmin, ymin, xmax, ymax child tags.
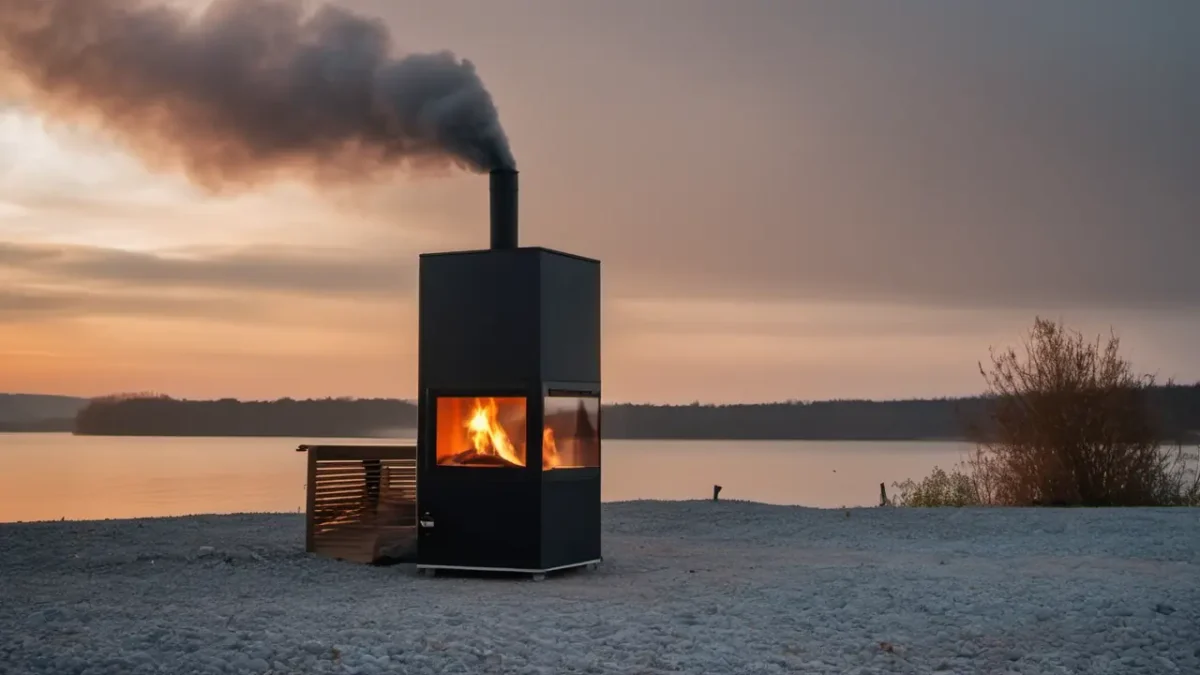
<box><xmin>0</xmin><ymin>433</ymin><xmax>974</xmax><ymax>522</ymax></box>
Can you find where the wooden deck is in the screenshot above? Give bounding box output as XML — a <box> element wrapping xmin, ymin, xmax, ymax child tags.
<box><xmin>299</xmin><ymin>444</ymin><xmax>417</xmax><ymax>564</ymax></box>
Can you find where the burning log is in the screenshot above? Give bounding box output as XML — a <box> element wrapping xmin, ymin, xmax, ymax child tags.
<box><xmin>444</xmin><ymin>449</ymin><xmax>524</xmax><ymax>468</ymax></box>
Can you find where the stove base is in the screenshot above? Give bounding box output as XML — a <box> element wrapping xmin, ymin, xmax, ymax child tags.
<box><xmin>416</xmin><ymin>558</ymin><xmax>601</xmax><ymax>579</ymax></box>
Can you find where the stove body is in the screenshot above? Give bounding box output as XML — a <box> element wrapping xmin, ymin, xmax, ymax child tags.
<box><xmin>415</xmin><ymin>171</ymin><xmax>601</xmax><ymax>574</ymax></box>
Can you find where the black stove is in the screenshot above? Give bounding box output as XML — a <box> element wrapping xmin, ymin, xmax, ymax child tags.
<box><xmin>415</xmin><ymin>169</ymin><xmax>602</xmax><ymax>576</ymax></box>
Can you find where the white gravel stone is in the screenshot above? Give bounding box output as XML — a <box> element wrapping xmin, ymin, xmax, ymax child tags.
<box><xmin>2</xmin><ymin>502</ymin><xmax>1198</xmax><ymax>674</ymax></box>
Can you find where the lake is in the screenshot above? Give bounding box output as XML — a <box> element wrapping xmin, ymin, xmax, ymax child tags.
<box><xmin>0</xmin><ymin>433</ymin><xmax>975</xmax><ymax>522</ymax></box>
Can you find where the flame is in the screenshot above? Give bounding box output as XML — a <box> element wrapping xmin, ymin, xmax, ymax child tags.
<box><xmin>542</xmin><ymin>427</ymin><xmax>560</xmax><ymax>469</ymax></box>
<box><xmin>465</xmin><ymin>398</ymin><xmax>524</xmax><ymax>466</ymax></box>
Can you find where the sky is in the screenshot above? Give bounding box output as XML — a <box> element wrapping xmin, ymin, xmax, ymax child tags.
<box><xmin>1</xmin><ymin>0</ymin><xmax>1198</xmax><ymax>404</ymax></box>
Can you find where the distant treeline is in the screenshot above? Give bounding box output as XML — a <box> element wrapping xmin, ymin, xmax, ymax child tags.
<box><xmin>69</xmin><ymin>385</ymin><xmax>1200</xmax><ymax>441</ymax></box>
<box><xmin>73</xmin><ymin>395</ymin><xmax>415</xmax><ymax>438</ymax></box>
<box><xmin>604</xmin><ymin>398</ymin><xmax>989</xmax><ymax>441</ymax></box>
<box><xmin>0</xmin><ymin>393</ymin><xmax>88</xmax><ymax>425</ymax></box>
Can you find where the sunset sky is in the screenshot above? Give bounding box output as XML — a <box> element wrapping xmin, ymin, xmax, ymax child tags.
<box><xmin>2</xmin><ymin>0</ymin><xmax>1198</xmax><ymax>404</ymax></box>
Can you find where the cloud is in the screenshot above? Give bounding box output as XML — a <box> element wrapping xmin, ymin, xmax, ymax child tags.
<box><xmin>0</xmin><ymin>287</ymin><xmax>258</xmax><ymax>322</ymax></box>
<box><xmin>0</xmin><ymin>241</ymin><xmax>413</xmax><ymax>298</ymax></box>
<box><xmin>0</xmin><ymin>241</ymin><xmax>418</xmax><ymax>329</ymax></box>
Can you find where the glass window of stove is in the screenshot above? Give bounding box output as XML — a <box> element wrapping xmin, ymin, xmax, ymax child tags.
<box><xmin>435</xmin><ymin>397</ymin><xmax>528</xmax><ymax>468</ymax></box>
<box><xmin>542</xmin><ymin>396</ymin><xmax>600</xmax><ymax>470</ymax></box>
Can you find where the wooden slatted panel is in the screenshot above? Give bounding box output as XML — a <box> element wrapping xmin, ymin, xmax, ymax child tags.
<box><xmin>301</xmin><ymin>445</ymin><xmax>417</xmax><ymax>564</ymax></box>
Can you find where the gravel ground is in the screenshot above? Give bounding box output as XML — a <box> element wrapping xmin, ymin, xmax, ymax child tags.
<box><xmin>2</xmin><ymin>501</ymin><xmax>1198</xmax><ymax>674</ymax></box>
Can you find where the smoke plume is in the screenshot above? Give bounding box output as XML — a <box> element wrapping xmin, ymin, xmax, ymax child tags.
<box><xmin>0</xmin><ymin>0</ymin><xmax>515</xmax><ymax>190</ymax></box>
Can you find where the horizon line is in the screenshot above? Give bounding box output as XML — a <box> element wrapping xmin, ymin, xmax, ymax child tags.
<box><xmin>8</xmin><ymin>382</ymin><xmax>1199</xmax><ymax>408</ymax></box>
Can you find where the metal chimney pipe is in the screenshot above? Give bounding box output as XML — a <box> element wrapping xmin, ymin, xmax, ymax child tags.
<box><xmin>490</xmin><ymin>169</ymin><xmax>518</xmax><ymax>249</ymax></box>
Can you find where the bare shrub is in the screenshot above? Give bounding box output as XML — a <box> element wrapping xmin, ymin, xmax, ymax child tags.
<box><xmin>898</xmin><ymin>317</ymin><xmax>1200</xmax><ymax>507</ymax></box>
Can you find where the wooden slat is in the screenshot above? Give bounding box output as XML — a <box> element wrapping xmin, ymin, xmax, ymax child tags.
<box><xmin>312</xmin><ymin>501</ymin><xmax>370</xmax><ymax>510</ymax></box>
<box><xmin>313</xmin><ymin>505</ymin><xmax>369</xmax><ymax>515</ymax></box>
<box><xmin>316</xmin><ymin>459</ymin><xmax>413</xmax><ymax>468</ymax></box>
<box><xmin>313</xmin><ymin>481</ymin><xmax>370</xmax><ymax>492</ymax></box>
<box><xmin>315</xmin><ymin>476</ymin><xmax>394</xmax><ymax>489</ymax></box>
<box><xmin>313</xmin><ymin>504</ymin><xmax>367</xmax><ymax>513</ymax></box>
<box><xmin>316</xmin><ymin>456</ymin><xmax>415</xmax><ymax>468</ymax></box>
<box><xmin>308</xmin><ymin>445</ymin><xmax>417</xmax><ymax>462</ymax></box>
<box><xmin>313</xmin><ymin>461</ymin><xmax>378</xmax><ymax>468</ymax></box>
<box><xmin>313</xmin><ymin>501</ymin><xmax>370</xmax><ymax>511</ymax></box>
<box><xmin>312</xmin><ymin>506</ymin><xmax>416</xmax><ymax>517</ymax></box>
<box><xmin>312</xmin><ymin>485</ymin><xmax>370</xmax><ymax>496</ymax></box>
<box><xmin>313</xmin><ymin>502</ymin><xmax>365</xmax><ymax>511</ymax></box>
<box><xmin>313</xmin><ymin>506</ymin><xmax>370</xmax><ymax>516</ymax></box>
<box><xmin>312</xmin><ymin>468</ymin><xmax>368</xmax><ymax>478</ymax></box>
<box><xmin>312</xmin><ymin>506</ymin><xmax>362</xmax><ymax>516</ymax></box>
<box><xmin>313</xmin><ymin>487</ymin><xmax>416</xmax><ymax>498</ymax></box>
<box><xmin>312</xmin><ymin>477</ymin><xmax>371</xmax><ymax>488</ymax></box>
<box><xmin>313</xmin><ymin>487</ymin><xmax>369</xmax><ymax>497</ymax></box>
<box><xmin>313</xmin><ymin>487</ymin><xmax>370</xmax><ymax>498</ymax></box>
<box><xmin>312</xmin><ymin>494</ymin><xmax>371</xmax><ymax>502</ymax></box>
<box><xmin>312</xmin><ymin>468</ymin><xmax>415</xmax><ymax>478</ymax></box>
<box><xmin>312</xmin><ymin>485</ymin><xmax>367</xmax><ymax>497</ymax></box>
<box><xmin>313</xmin><ymin>498</ymin><xmax>367</xmax><ymax>507</ymax></box>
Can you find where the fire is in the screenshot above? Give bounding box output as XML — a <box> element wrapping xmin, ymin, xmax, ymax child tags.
<box><xmin>542</xmin><ymin>427</ymin><xmax>560</xmax><ymax>469</ymax></box>
<box><xmin>465</xmin><ymin>398</ymin><xmax>523</xmax><ymax>466</ymax></box>
<box><xmin>434</xmin><ymin>396</ymin><xmax>572</xmax><ymax>469</ymax></box>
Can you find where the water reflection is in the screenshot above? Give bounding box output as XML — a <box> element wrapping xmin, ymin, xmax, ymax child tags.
<box><xmin>0</xmin><ymin>433</ymin><xmax>974</xmax><ymax>522</ymax></box>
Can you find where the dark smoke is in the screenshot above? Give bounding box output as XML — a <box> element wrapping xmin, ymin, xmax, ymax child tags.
<box><xmin>0</xmin><ymin>0</ymin><xmax>515</xmax><ymax>190</ymax></box>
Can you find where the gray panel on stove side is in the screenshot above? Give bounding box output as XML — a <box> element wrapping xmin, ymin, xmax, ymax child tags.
<box><xmin>539</xmin><ymin>251</ymin><xmax>601</xmax><ymax>386</ymax></box>
<box><xmin>540</xmin><ymin>471</ymin><xmax>602</xmax><ymax>569</ymax></box>
<box><xmin>419</xmin><ymin>249</ymin><xmax>542</xmax><ymax>390</ymax></box>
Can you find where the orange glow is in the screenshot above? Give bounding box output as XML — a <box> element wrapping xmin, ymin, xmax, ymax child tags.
<box><xmin>436</xmin><ymin>397</ymin><xmax>526</xmax><ymax>467</ymax></box>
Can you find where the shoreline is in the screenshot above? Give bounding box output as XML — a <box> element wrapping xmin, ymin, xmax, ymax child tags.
<box><xmin>4</xmin><ymin>497</ymin><xmax>1199</xmax><ymax>526</ymax></box>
